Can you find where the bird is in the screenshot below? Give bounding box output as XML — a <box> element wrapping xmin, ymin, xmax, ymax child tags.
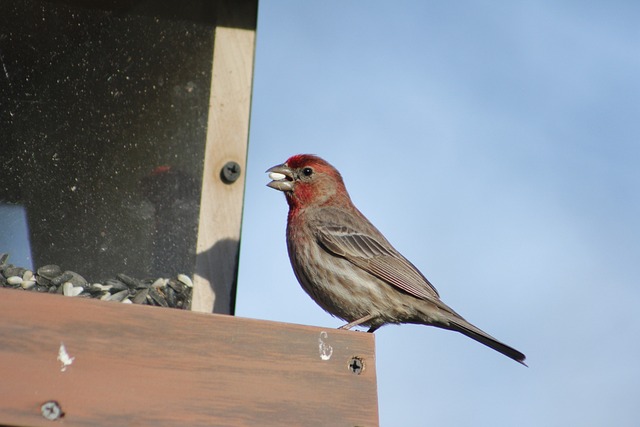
<box><xmin>266</xmin><ymin>154</ymin><xmax>526</xmax><ymax>365</ymax></box>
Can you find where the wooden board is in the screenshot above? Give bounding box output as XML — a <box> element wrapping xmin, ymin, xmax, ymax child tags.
<box><xmin>192</xmin><ymin>1</ymin><xmax>257</xmax><ymax>315</ymax></box>
<box><xmin>0</xmin><ymin>288</ymin><xmax>378</xmax><ymax>426</ymax></box>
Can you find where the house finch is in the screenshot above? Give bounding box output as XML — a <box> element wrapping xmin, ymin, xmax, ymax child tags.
<box><xmin>267</xmin><ymin>154</ymin><xmax>526</xmax><ymax>365</ymax></box>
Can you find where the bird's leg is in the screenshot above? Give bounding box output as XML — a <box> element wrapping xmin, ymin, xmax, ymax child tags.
<box><xmin>338</xmin><ymin>314</ymin><xmax>375</xmax><ymax>330</ymax></box>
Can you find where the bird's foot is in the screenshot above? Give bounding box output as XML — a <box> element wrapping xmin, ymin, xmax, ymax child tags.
<box><xmin>338</xmin><ymin>314</ymin><xmax>375</xmax><ymax>330</ymax></box>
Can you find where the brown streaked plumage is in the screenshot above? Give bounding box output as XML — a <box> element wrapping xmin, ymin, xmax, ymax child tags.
<box><xmin>267</xmin><ymin>154</ymin><xmax>526</xmax><ymax>365</ymax></box>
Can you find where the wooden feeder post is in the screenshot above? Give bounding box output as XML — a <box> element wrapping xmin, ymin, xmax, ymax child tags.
<box><xmin>192</xmin><ymin>0</ymin><xmax>256</xmax><ymax>314</ymax></box>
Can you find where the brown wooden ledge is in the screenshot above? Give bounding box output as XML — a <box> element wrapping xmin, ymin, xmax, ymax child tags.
<box><xmin>0</xmin><ymin>288</ymin><xmax>378</xmax><ymax>426</ymax></box>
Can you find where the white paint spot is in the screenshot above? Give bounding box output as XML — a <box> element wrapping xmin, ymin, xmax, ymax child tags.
<box><xmin>57</xmin><ymin>343</ymin><xmax>75</xmax><ymax>372</ymax></box>
<box><xmin>268</xmin><ymin>172</ymin><xmax>286</xmax><ymax>181</ymax></box>
<box><xmin>318</xmin><ymin>331</ymin><xmax>333</xmax><ymax>361</ymax></box>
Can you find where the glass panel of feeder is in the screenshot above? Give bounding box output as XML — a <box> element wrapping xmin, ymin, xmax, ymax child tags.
<box><xmin>0</xmin><ymin>1</ymin><xmax>215</xmax><ymax>282</ymax></box>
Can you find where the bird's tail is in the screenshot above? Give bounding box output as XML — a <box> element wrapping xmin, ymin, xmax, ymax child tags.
<box><xmin>445</xmin><ymin>317</ymin><xmax>527</xmax><ymax>366</ymax></box>
<box><xmin>429</xmin><ymin>301</ymin><xmax>526</xmax><ymax>365</ymax></box>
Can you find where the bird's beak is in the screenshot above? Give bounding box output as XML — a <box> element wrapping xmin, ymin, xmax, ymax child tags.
<box><xmin>266</xmin><ymin>163</ymin><xmax>294</xmax><ymax>191</ymax></box>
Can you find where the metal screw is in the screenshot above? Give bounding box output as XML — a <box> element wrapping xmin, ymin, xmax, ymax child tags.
<box><xmin>41</xmin><ymin>400</ymin><xmax>64</xmax><ymax>421</ymax></box>
<box><xmin>348</xmin><ymin>356</ymin><xmax>364</xmax><ymax>375</ymax></box>
<box><xmin>220</xmin><ymin>161</ymin><xmax>241</xmax><ymax>184</ymax></box>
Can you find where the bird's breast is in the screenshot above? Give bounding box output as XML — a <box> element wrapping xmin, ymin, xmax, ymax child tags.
<box><xmin>286</xmin><ymin>221</ymin><xmax>399</xmax><ymax>322</ymax></box>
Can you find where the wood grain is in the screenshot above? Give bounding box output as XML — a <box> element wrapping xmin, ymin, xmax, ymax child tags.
<box><xmin>0</xmin><ymin>288</ymin><xmax>378</xmax><ymax>426</ymax></box>
<box><xmin>192</xmin><ymin>2</ymin><xmax>257</xmax><ymax>314</ymax></box>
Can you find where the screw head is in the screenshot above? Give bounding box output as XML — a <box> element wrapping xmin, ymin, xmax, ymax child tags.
<box><xmin>220</xmin><ymin>161</ymin><xmax>241</xmax><ymax>184</ymax></box>
<box><xmin>348</xmin><ymin>356</ymin><xmax>364</xmax><ymax>375</ymax></box>
<box><xmin>41</xmin><ymin>400</ymin><xmax>64</xmax><ymax>421</ymax></box>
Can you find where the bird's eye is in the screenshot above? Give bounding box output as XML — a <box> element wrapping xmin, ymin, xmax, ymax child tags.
<box><xmin>302</xmin><ymin>167</ymin><xmax>313</xmax><ymax>177</ymax></box>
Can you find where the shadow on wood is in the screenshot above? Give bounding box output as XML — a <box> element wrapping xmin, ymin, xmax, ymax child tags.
<box><xmin>0</xmin><ymin>288</ymin><xmax>378</xmax><ymax>426</ymax></box>
<box><xmin>195</xmin><ymin>237</ymin><xmax>241</xmax><ymax>314</ymax></box>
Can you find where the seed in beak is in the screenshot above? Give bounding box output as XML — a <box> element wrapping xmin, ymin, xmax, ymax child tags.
<box><xmin>269</xmin><ymin>172</ymin><xmax>287</xmax><ymax>181</ymax></box>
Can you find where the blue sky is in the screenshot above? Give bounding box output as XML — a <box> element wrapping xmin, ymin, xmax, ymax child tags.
<box><xmin>236</xmin><ymin>1</ymin><xmax>640</xmax><ymax>426</ymax></box>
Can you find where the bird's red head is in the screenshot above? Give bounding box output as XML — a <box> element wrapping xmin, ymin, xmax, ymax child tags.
<box><xmin>266</xmin><ymin>154</ymin><xmax>350</xmax><ymax>211</ymax></box>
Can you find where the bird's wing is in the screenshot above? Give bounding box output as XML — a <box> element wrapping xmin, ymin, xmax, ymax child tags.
<box><xmin>315</xmin><ymin>225</ymin><xmax>440</xmax><ymax>300</ymax></box>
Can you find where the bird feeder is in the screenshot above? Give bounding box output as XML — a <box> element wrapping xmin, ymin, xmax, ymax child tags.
<box><xmin>0</xmin><ymin>1</ymin><xmax>379</xmax><ymax>425</ymax></box>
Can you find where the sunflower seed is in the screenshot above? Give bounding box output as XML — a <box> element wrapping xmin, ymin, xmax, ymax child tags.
<box><xmin>177</xmin><ymin>274</ymin><xmax>193</xmax><ymax>288</ymax></box>
<box><xmin>148</xmin><ymin>287</ymin><xmax>168</xmax><ymax>307</ymax></box>
<box><xmin>21</xmin><ymin>280</ymin><xmax>37</xmax><ymax>290</ymax></box>
<box><xmin>4</xmin><ymin>266</ymin><xmax>26</xmax><ymax>278</ymax></box>
<box><xmin>37</xmin><ymin>265</ymin><xmax>63</xmax><ymax>280</ymax></box>
<box><xmin>104</xmin><ymin>279</ymin><xmax>128</xmax><ymax>291</ymax></box>
<box><xmin>62</xmin><ymin>282</ymin><xmax>83</xmax><ymax>297</ymax></box>
<box><xmin>116</xmin><ymin>273</ymin><xmax>146</xmax><ymax>289</ymax></box>
<box><xmin>7</xmin><ymin>276</ymin><xmax>23</xmax><ymax>285</ymax></box>
<box><xmin>131</xmin><ymin>288</ymin><xmax>148</xmax><ymax>304</ymax></box>
<box><xmin>107</xmin><ymin>289</ymin><xmax>130</xmax><ymax>302</ymax></box>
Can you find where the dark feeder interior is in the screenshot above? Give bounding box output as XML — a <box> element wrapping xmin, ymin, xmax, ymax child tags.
<box><xmin>0</xmin><ymin>1</ymin><xmax>220</xmax><ymax>307</ymax></box>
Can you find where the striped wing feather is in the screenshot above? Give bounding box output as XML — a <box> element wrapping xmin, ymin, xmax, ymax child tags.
<box><xmin>315</xmin><ymin>225</ymin><xmax>440</xmax><ymax>300</ymax></box>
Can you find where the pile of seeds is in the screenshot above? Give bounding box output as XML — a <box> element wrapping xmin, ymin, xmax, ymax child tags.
<box><xmin>0</xmin><ymin>253</ymin><xmax>192</xmax><ymax>310</ymax></box>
